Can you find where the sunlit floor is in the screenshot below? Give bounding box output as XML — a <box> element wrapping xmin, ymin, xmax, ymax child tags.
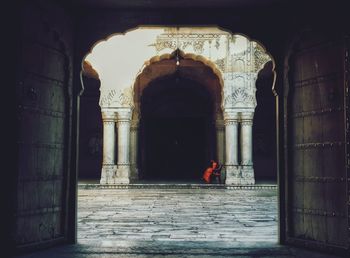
<box><xmin>16</xmin><ymin>187</ymin><xmax>341</xmax><ymax>257</ymax></box>
<box><xmin>78</xmin><ymin>188</ymin><xmax>278</xmax><ymax>243</ymax></box>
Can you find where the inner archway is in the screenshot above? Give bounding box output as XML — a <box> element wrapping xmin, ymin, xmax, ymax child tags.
<box><xmin>77</xmin><ymin>26</ymin><xmax>279</xmax><ymax>254</ymax></box>
<box><xmin>140</xmin><ymin>74</ymin><xmax>215</xmax><ymax>181</ymax></box>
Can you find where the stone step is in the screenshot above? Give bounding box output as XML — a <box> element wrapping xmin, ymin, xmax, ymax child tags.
<box><xmin>78</xmin><ymin>183</ymin><xmax>277</xmax><ymax>190</ymax></box>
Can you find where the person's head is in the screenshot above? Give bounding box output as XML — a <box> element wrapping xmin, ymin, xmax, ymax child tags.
<box><xmin>211</xmin><ymin>160</ymin><xmax>217</xmax><ymax>168</ymax></box>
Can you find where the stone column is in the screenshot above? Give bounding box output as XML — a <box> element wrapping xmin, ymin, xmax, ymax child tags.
<box><xmin>216</xmin><ymin>119</ymin><xmax>225</xmax><ymax>180</ymax></box>
<box><xmin>240</xmin><ymin>112</ymin><xmax>255</xmax><ymax>184</ymax></box>
<box><xmin>224</xmin><ymin>111</ymin><xmax>240</xmax><ymax>185</ymax></box>
<box><xmin>100</xmin><ymin>109</ymin><xmax>117</xmax><ymax>184</ymax></box>
<box><xmin>216</xmin><ymin>120</ymin><xmax>225</xmax><ymax>164</ymax></box>
<box><xmin>130</xmin><ymin>120</ymin><xmax>139</xmax><ymax>180</ymax></box>
<box><xmin>115</xmin><ymin>108</ymin><xmax>132</xmax><ymax>184</ymax></box>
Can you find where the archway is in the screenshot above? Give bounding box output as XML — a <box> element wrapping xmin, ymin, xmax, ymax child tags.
<box><xmin>133</xmin><ymin>56</ymin><xmax>223</xmax><ymax>182</ymax></box>
<box><xmin>83</xmin><ymin>26</ymin><xmax>273</xmax><ymax>185</ymax></box>
<box><xmin>77</xmin><ymin>25</ymin><xmax>279</xmax><ymax>254</ymax></box>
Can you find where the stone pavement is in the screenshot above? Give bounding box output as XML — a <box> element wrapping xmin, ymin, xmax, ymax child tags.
<box><xmin>78</xmin><ymin>188</ymin><xmax>278</xmax><ymax>243</ymax></box>
<box><xmin>16</xmin><ymin>187</ymin><xmax>342</xmax><ymax>257</ymax></box>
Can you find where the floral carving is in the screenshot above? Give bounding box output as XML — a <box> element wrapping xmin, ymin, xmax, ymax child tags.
<box><xmin>193</xmin><ymin>41</ymin><xmax>205</xmax><ymax>54</ymax></box>
<box><xmin>214</xmin><ymin>58</ymin><xmax>225</xmax><ymax>72</ymax></box>
<box><xmin>118</xmin><ymin>88</ymin><xmax>133</xmax><ymax>107</ymax></box>
<box><xmin>224</xmin><ymin>88</ymin><xmax>256</xmax><ymax>108</ymax></box>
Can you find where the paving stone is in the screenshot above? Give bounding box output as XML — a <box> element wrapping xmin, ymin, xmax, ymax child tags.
<box><xmin>76</xmin><ymin>188</ymin><xmax>278</xmax><ymax>244</ymax></box>
<box><xmin>15</xmin><ymin>188</ymin><xmax>340</xmax><ymax>257</ymax></box>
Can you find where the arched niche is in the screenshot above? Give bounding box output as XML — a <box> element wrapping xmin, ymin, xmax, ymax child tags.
<box><xmin>132</xmin><ymin>54</ymin><xmax>224</xmax><ymax>181</ymax></box>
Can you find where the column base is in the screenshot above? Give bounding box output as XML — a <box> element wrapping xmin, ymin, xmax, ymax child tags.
<box><xmin>225</xmin><ymin>165</ymin><xmax>241</xmax><ymax>185</ymax></box>
<box><xmin>240</xmin><ymin>166</ymin><xmax>255</xmax><ymax>185</ymax></box>
<box><xmin>100</xmin><ymin>165</ymin><xmax>117</xmax><ymax>185</ymax></box>
<box><xmin>115</xmin><ymin>165</ymin><xmax>131</xmax><ymax>184</ymax></box>
<box><xmin>224</xmin><ymin>165</ymin><xmax>255</xmax><ymax>185</ymax></box>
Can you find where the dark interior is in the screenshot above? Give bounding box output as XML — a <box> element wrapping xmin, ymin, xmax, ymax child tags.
<box><xmin>253</xmin><ymin>61</ymin><xmax>277</xmax><ymax>181</ymax></box>
<box><xmin>140</xmin><ymin>74</ymin><xmax>216</xmax><ymax>181</ymax></box>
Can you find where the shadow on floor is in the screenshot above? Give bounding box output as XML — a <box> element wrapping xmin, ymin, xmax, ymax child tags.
<box><xmin>16</xmin><ymin>241</ymin><xmax>342</xmax><ymax>258</ymax></box>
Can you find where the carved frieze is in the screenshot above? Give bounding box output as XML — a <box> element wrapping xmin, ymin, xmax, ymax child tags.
<box><xmin>153</xmin><ymin>32</ymin><xmax>225</xmax><ymax>55</ymax></box>
<box><xmin>100</xmin><ymin>88</ymin><xmax>133</xmax><ymax>108</ymax></box>
<box><xmin>86</xmin><ymin>27</ymin><xmax>272</xmax><ymax>110</ymax></box>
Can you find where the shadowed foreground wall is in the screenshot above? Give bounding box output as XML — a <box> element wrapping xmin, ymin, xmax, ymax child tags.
<box><xmin>14</xmin><ymin>0</ymin><xmax>74</xmax><ymax>250</ymax></box>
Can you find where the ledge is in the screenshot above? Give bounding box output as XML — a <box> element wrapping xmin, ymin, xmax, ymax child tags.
<box><xmin>78</xmin><ymin>183</ymin><xmax>277</xmax><ymax>190</ymax></box>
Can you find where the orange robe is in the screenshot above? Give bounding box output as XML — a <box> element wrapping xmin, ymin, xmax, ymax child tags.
<box><xmin>202</xmin><ymin>167</ymin><xmax>214</xmax><ymax>183</ymax></box>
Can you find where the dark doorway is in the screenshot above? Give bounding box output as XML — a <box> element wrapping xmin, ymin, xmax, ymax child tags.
<box><xmin>140</xmin><ymin>74</ymin><xmax>215</xmax><ymax>181</ymax></box>
<box><xmin>253</xmin><ymin>61</ymin><xmax>277</xmax><ymax>182</ymax></box>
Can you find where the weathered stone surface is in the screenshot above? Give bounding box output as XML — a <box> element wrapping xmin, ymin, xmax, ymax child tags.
<box><xmin>16</xmin><ymin>187</ymin><xmax>339</xmax><ymax>257</ymax></box>
<box><xmin>77</xmin><ymin>188</ymin><xmax>278</xmax><ymax>243</ymax></box>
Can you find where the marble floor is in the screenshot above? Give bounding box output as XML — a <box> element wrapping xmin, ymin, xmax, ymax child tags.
<box><xmin>77</xmin><ymin>188</ymin><xmax>278</xmax><ymax>243</ymax></box>
<box><xmin>16</xmin><ymin>187</ymin><xmax>342</xmax><ymax>257</ymax></box>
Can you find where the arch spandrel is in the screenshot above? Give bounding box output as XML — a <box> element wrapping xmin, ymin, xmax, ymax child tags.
<box><xmin>84</xmin><ymin>26</ymin><xmax>272</xmax><ymax>109</ymax></box>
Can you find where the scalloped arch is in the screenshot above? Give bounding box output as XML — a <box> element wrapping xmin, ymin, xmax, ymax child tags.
<box><xmin>82</xmin><ymin>26</ymin><xmax>275</xmax><ymax>78</ymax></box>
<box><xmin>133</xmin><ymin>50</ymin><xmax>224</xmax><ymax>109</ymax></box>
<box><xmin>83</xmin><ymin>26</ymin><xmax>276</xmax><ymax>109</ymax></box>
<box><xmin>138</xmin><ymin>50</ymin><xmax>224</xmax><ymax>89</ymax></box>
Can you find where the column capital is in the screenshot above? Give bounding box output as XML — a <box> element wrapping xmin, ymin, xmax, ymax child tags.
<box><xmin>241</xmin><ymin>112</ymin><xmax>254</xmax><ymax>123</ymax></box>
<box><xmin>223</xmin><ymin>109</ymin><xmax>239</xmax><ymax>123</ymax></box>
<box><xmin>116</xmin><ymin>107</ymin><xmax>133</xmax><ymax>121</ymax></box>
<box><xmin>101</xmin><ymin>108</ymin><xmax>117</xmax><ymax>121</ymax></box>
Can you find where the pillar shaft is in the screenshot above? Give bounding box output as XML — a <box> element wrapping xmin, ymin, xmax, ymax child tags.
<box><xmin>117</xmin><ymin>121</ymin><xmax>130</xmax><ymax>165</ymax></box>
<box><xmin>225</xmin><ymin>120</ymin><xmax>238</xmax><ymax>166</ymax></box>
<box><xmin>240</xmin><ymin>112</ymin><xmax>255</xmax><ymax>185</ymax></box>
<box><xmin>216</xmin><ymin>120</ymin><xmax>225</xmax><ymax>165</ymax></box>
<box><xmin>115</xmin><ymin>108</ymin><xmax>132</xmax><ymax>184</ymax></box>
<box><xmin>224</xmin><ymin>111</ymin><xmax>240</xmax><ymax>185</ymax></box>
<box><xmin>130</xmin><ymin>121</ymin><xmax>139</xmax><ymax>180</ymax></box>
<box><xmin>241</xmin><ymin>114</ymin><xmax>253</xmax><ymax>165</ymax></box>
<box><xmin>100</xmin><ymin>109</ymin><xmax>117</xmax><ymax>184</ymax></box>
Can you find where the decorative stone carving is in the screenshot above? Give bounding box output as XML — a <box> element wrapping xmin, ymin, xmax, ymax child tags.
<box><xmin>225</xmin><ymin>165</ymin><xmax>242</xmax><ymax>185</ymax></box>
<box><xmin>240</xmin><ymin>166</ymin><xmax>255</xmax><ymax>185</ymax></box>
<box><xmin>153</xmin><ymin>31</ymin><xmax>225</xmax><ymax>56</ymax></box>
<box><xmin>254</xmin><ymin>44</ymin><xmax>271</xmax><ymax>72</ymax></box>
<box><xmin>214</xmin><ymin>58</ymin><xmax>226</xmax><ymax>72</ymax></box>
<box><xmin>100</xmin><ymin>88</ymin><xmax>133</xmax><ymax>108</ymax></box>
<box><xmin>223</xmin><ymin>72</ymin><xmax>258</xmax><ymax>110</ymax></box>
<box><xmin>224</xmin><ymin>87</ymin><xmax>256</xmax><ymax>108</ymax></box>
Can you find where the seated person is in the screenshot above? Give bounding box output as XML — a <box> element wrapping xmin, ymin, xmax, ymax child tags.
<box><xmin>202</xmin><ymin>160</ymin><xmax>218</xmax><ymax>184</ymax></box>
<box><xmin>211</xmin><ymin>163</ymin><xmax>223</xmax><ymax>184</ymax></box>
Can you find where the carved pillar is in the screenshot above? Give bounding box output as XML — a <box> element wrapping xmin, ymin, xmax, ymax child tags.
<box><xmin>224</xmin><ymin>111</ymin><xmax>240</xmax><ymax>185</ymax></box>
<box><xmin>100</xmin><ymin>109</ymin><xmax>117</xmax><ymax>184</ymax></box>
<box><xmin>130</xmin><ymin>120</ymin><xmax>139</xmax><ymax>180</ymax></box>
<box><xmin>115</xmin><ymin>108</ymin><xmax>133</xmax><ymax>184</ymax></box>
<box><xmin>216</xmin><ymin>119</ymin><xmax>225</xmax><ymax>180</ymax></box>
<box><xmin>240</xmin><ymin>112</ymin><xmax>255</xmax><ymax>184</ymax></box>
